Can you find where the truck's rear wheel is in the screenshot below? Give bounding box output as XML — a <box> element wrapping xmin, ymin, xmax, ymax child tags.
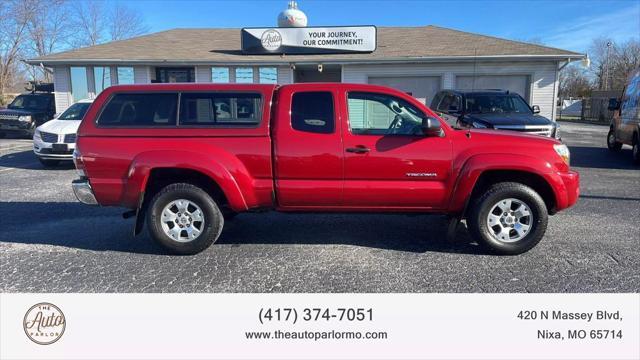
<box><xmin>607</xmin><ymin>128</ymin><xmax>622</xmax><ymax>151</ymax></box>
<box><xmin>468</xmin><ymin>182</ymin><xmax>548</xmax><ymax>255</ymax></box>
<box><xmin>147</xmin><ymin>183</ymin><xmax>223</xmax><ymax>255</ymax></box>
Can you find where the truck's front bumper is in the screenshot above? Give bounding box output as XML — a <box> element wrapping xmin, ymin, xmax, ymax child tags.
<box><xmin>555</xmin><ymin>170</ymin><xmax>580</xmax><ymax>211</ymax></box>
<box><xmin>0</xmin><ymin>122</ymin><xmax>32</xmax><ymax>136</ymax></box>
<box><xmin>72</xmin><ymin>179</ymin><xmax>98</xmax><ymax>205</ymax></box>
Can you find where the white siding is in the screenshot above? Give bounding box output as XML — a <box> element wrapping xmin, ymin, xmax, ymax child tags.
<box><xmin>52</xmin><ymin>66</ymin><xmax>72</xmax><ymax>112</ymax></box>
<box><xmin>195</xmin><ymin>66</ymin><xmax>211</xmax><ymax>83</ymax></box>
<box><xmin>277</xmin><ymin>66</ymin><xmax>293</xmax><ymax>84</ymax></box>
<box><xmin>133</xmin><ymin>66</ymin><xmax>151</xmax><ymax>83</ymax></box>
<box><xmin>342</xmin><ymin>61</ymin><xmax>559</xmax><ymax>120</ymax></box>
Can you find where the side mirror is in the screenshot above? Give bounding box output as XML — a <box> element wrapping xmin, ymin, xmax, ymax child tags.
<box><xmin>421</xmin><ymin>117</ymin><xmax>442</xmax><ymax>137</ymax></box>
<box><xmin>608</xmin><ymin>98</ymin><xmax>620</xmax><ymax>111</ymax></box>
<box><xmin>532</xmin><ymin>105</ymin><xmax>540</xmax><ymax>114</ymax></box>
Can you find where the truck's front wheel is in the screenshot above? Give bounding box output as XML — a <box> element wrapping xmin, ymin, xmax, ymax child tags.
<box><xmin>467</xmin><ymin>182</ymin><xmax>548</xmax><ymax>255</ymax></box>
<box><xmin>147</xmin><ymin>183</ymin><xmax>224</xmax><ymax>255</ymax></box>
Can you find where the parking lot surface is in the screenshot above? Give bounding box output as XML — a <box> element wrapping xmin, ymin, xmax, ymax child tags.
<box><xmin>1</xmin><ymin>122</ymin><xmax>639</xmax><ymax>293</ymax></box>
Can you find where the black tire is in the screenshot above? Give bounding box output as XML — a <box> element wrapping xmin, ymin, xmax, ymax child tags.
<box><xmin>467</xmin><ymin>182</ymin><xmax>548</xmax><ymax>255</ymax></box>
<box><xmin>38</xmin><ymin>158</ymin><xmax>60</xmax><ymax>167</ymax></box>
<box><xmin>607</xmin><ymin>128</ymin><xmax>622</xmax><ymax>151</ymax></box>
<box><xmin>632</xmin><ymin>134</ymin><xmax>640</xmax><ymax>165</ymax></box>
<box><xmin>146</xmin><ymin>183</ymin><xmax>224</xmax><ymax>255</ymax></box>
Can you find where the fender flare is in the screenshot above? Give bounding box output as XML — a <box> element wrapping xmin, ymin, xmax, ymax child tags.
<box><xmin>448</xmin><ymin>153</ymin><xmax>557</xmax><ymax>214</ymax></box>
<box><xmin>123</xmin><ymin>150</ymin><xmax>251</xmax><ymax>212</ymax></box>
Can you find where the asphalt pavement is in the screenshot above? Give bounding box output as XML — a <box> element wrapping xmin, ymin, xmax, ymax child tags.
<box><xmin>1</xmin><ymin>122</ymin><xmax>638</xmax><ymax>292</ymax></box>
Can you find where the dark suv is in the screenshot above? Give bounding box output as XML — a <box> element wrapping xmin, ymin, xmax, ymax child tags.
<box><xmin>0</xmin><ymin>87</ymin><xmax>56</xmax><ymax>138</ymax></box>
<box><xmin>430</xmin><ymin>90</ymin><xmax>559</xmax><ymax>139</ymax></box>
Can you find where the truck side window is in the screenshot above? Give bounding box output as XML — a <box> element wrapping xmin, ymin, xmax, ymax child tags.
<box><xmin>430</xmin><ymin>92</ymin><xmax>443</xmax><ymax>110</ymax></box>
<box><xmin>348</xmin><ymin>92</ymin><xmax>424</xmax><ymax>136</ymax></box>
<box><xmin>97</xmin><ymin>93</ymin><xmax>178</xmax><ymax>126</ymax></box>
<box><xmin>179</xmin><ymin>92</ymin><xmax>261</xmax><ymax>126</ymax></box>
<box><xmin>620</xmin><ymin>74</ymin><xmax>640</xmax><ymax>122</ymax></box>
<box><xmin>436</xmin><ymin>94</ymin><xmax>452</xmax><ymax>113</ymax></box>
<box><xmin>291</xmin><ymin>92</ymin><xmax>334</xmax><ymax>134</ymax></box>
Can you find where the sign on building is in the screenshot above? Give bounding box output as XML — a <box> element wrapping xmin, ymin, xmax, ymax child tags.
<box><xmin>241</xmin><ymin>26</ymin><xmax>377</xmax><ymax>55</ymax></box>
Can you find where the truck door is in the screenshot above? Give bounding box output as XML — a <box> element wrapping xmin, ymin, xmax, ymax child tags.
<box><xmin>273</xmin><ymin>85</ymin><xmax>344</xmax><ymax>208</ymax></box>
<box><xmin>340</xmin><ymin>89</ymin><xmax>452</xmax><ymax>209</ymax></box>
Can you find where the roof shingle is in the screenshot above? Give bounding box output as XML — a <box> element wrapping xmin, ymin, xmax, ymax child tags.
<box><xmin>27</xmin><ymin>25</ymin><xmax>583</xmax><ymax>65</ymax></box>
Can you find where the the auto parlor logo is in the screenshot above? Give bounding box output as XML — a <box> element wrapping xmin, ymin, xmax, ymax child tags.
<box><xmin>23</xmin><ymin>303</ymin><xmax>66</xmax><ymax>345</ymax></box>
<box><xmin>261</xmin><ymin>29</ymin><xmax>282</xmax><ymax>51</ymax></box>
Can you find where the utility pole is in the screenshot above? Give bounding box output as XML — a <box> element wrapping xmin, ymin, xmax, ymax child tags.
<box><xmin>604</xmin><ymin>41</ymin><xmax>612</xmax><ymax>90</ymax></box>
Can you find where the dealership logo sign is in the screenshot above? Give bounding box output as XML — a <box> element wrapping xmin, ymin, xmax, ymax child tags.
<box><xmin>23</xmin><ymin>303</ymin><xmax>66</xmax><ymax>345</ymax></box>
<box><xmin>242</xmin><ymin>26</ymin><xmax>377</xmax><ymax>55</ymax></box>
<box><xmin>261</xmin><ymin>29</ymin><xmax>283</xmax><ymax>51</ymax></box>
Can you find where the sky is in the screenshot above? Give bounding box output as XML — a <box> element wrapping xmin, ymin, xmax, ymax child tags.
<box><xmin>124</xmin><ymin>0</ymin><xmax>640</xmax><ymax>53</ymax></box>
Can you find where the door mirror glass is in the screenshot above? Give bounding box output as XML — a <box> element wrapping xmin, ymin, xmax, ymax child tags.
<box><xmin>532</xmin><ymin>105</ymin><xmax>541</xmax><ymax>114</ymax></box>
<box><xmin>421</xmin><ymin>117</ymin><xmax>442</xmax><ymax>136</ymax></box>
<box><xmin>607</xmin><ymin>98</ymin><xmax>620</xmax><ymax>111</ymax></box>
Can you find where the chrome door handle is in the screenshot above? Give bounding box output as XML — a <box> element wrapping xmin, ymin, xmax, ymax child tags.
<box><xmin>346</xmin><ymin>147</ymin><xmax>371</xmax><ymax>154</ymax></box>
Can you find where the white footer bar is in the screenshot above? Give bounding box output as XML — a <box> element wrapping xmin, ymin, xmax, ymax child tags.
<box><xmin>1</xmin><ymin>293</ymin><xmax>638</xmax><ymax>359</ymax></box>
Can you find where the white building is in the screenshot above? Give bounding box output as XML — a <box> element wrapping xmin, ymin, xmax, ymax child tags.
<box><xmin>26</xmin><ymin>25</ymin><xmax>584</xmax><ymax>120</ymax></box>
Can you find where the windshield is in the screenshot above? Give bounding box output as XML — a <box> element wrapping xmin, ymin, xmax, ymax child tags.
<box><xmin>58</xmin><ymin>102</ymin><xmax>91</xmax><ymax>120</ymax></box>
<box><xmin>465</xmin><ymin>94</ymin><xmax>532</xmax><ymax>114</ymax></box>
<box><xmin>8</xmin><ymin>95</ymin><xmax>50</xmax><ymax>111</ymax></box>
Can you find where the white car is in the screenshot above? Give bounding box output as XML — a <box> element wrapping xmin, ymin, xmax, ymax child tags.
<box><xmin>33</xmin><ymin>99</ymin><xmax>93</xmax><ymax>166</ymax></box>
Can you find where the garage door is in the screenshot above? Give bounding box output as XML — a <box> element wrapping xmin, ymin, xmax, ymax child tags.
<box><xmin>368</xmin><ymin>76</ymin><xmax>441</xmax><ymax>105</ymax></box>
<box><xmin>455</xmin><ymin>75</ymin><xmax>530</xmax><ymax>100</ymax></box>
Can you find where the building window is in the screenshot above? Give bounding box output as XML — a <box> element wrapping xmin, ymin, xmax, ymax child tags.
<box><xmin>97</xmin><ymin>93</ymin><xmax>178</xmax><ymax>126</ymax></box>
<box><xmin>291</xmin><ymin>92</ymin><xmax>334</xmax><ymax>134</ymax></box>
<box><xmin>235</xmin><ymin>67</ymin><xmax>254</xmax><ymax>83</ymax></box>
<box><xmin>117</xmin><ymin>67</ymin><xmax>134</xmax><ymax>84</ymax></box>
<box><xmin>211</xmin><ymin>67</ymin><xmax>230</xmax><ymax>83</ymax></box>
<box><xmin>156</xmin><ymin>67</ymin><xmax>195</xmax><ymax>83</ymax></box>
<box><xmin>179</xmin><ymin>92</ymin><xmax>261</xmax><ymax>126</ymax></box>
<box><xmin>259</xmin><ymin>67</ymin><xmax>277</xmax><ymax>84</ymax></box>
<box><xmin>70</xmin><ymin>67</ymin><xmax>89</xmax><ymax>102</ymax></box>
<box><xmin>93</xmin><ymin>67</ymin><xmax>111</xmax><ymax>94</ymax></box>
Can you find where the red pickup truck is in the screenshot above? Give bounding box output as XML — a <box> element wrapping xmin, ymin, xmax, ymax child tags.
<box><xmin>72</xmin><ymin>83</ymin><xmax>579</xmax><ymax>255</ymax></box>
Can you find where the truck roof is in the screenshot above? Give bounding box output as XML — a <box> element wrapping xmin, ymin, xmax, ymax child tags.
<box><xmin>446</xmin><ymin>89</ymin><xmax>511</xmax><ymax>96</ymax></box>
<box><xmin>105</xmin><ymin>83</ymin><xmax>279</xmax><ymax>92</ymax></box>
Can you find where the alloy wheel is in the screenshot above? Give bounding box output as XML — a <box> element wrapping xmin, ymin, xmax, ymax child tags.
<box><xmin>160</xmin><ymin>199</ymin><xmax>205</xmax><ymax>242</ymax></box>
<box><xmin>486</xmin><ymin>198</ymin><xmax>533</xmax><ymax>243</ymax></box>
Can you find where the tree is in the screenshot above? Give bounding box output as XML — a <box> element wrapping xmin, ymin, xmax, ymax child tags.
<box><xmin>559</xmin><ymin>64</ymin><xmax>592</xmax><ymax>99</ymax></box>
<box><xmin>0</xmin><ymin>0</ymin><xmax>149</xmax><ymax>101</ymax></box>
<box><xmin>24</xmin><ymin>0</ymin><xmax>72</xmax><ymax>82</ymax></box>
<box><xmin>109</xmin><ymin>4</ymin><xmax>149</xmax><ymax>41</ymax></box>
<box><xmin>71</xmin><ymin>2</ymin><xmax>149</xmax><ymax>47</ymax></box>
<box><xmin>588</xmin><ymin>37</ymin><xmax>640</xmax><ymax>91</ymax></box>
<box><xmin>0</xmin><ymin>0</ymin><xmax>33</xmax><ymax>104</ymax></box>
<box><xmin>71</xmin><ymin>1</ymin><xmax>105</xmax><ymax>47</ymax></box>
<box><xmin>610</xmin><ymin>39</ymin><xmax>640</xmax><ymax>89</ymax></box>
